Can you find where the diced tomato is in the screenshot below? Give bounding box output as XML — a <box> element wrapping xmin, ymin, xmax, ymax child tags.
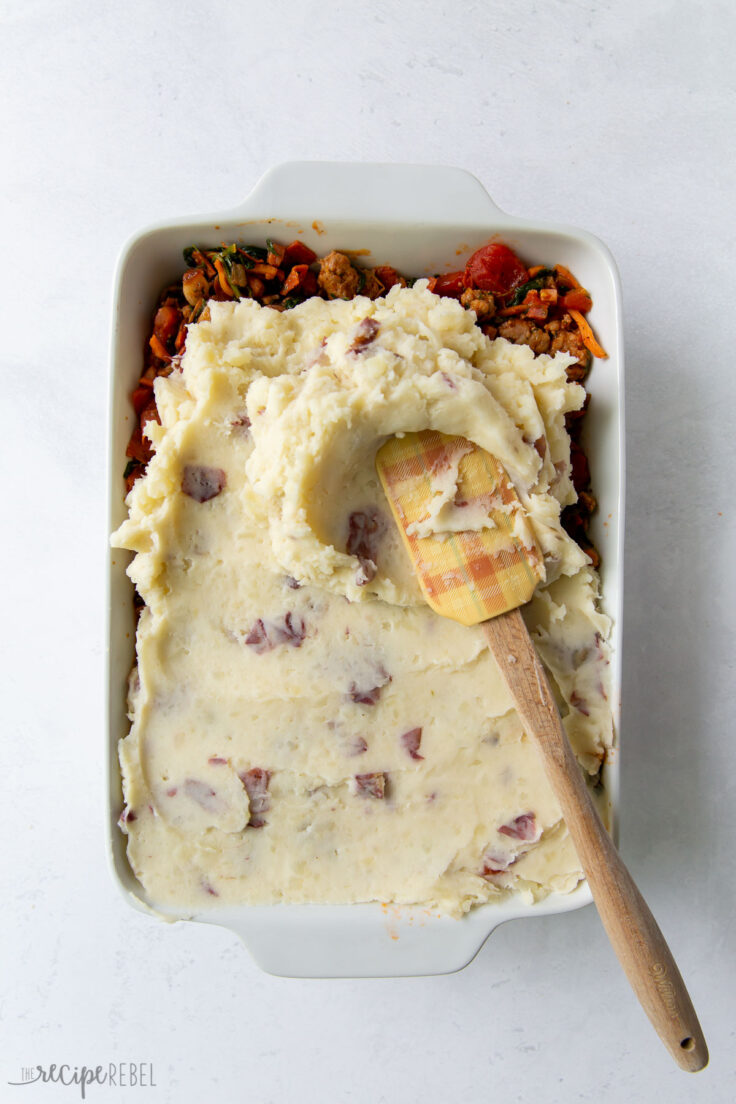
<box><xmin>267</xmin><ymin>242</ymin><xmax>287</xmax><ymax>266</ymax></box>
<box><xmin>428</xmin><ymin>271</ymin><xmax>464</xmax><ymax>298</ymax></box>
<box><xmin>464</xmin><ymin>243</ymin><xmax>528</xmax><ymax>296</ymax></box>
<box><xmin>561</xmin><ymin>289</ymin><xmax>593</xmax><ymax>313</ymax></box>
<box><xmin>283</xmin><ymin>240</ymin><xmax>317</xmax><ymax>267</ymax></box>
<box><xmin>153</xmin><ymin>304</ymin><xmax>181</xmax><ymax>345</ymax></box>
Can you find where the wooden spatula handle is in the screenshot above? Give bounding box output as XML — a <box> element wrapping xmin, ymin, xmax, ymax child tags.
<box><xmin>483</xmin><ymin>609</ymin><xmax>708</xmax><ymax>1072</ymax></box>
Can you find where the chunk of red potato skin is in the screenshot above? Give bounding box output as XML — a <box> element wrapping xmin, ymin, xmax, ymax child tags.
<box><xmin>201</xmin><ymin>878</ymin><xmax>219</xmax><ymax>897</ymax></box>
<box><xmin>239</xmin><ymin>767</ymin><xmax>271</xmax><ymax>827</ymax></box>
<box><xmin>346</xmin><ymin>735</ymin><xmax>368</xmax><ymax>757</ymax></box>
<box><xmin>181</xmin><ymin>464</ymin><xmax>227</xmax><ymax>502</ymax></box>
<box><xmin>479</xmin><ymin>851</ymin><xmax>517</xmax><ymax>878</ymax></box>
<box><xmin>228</xmin><ymin>411</ymin><xmax>251</xmax><ymax>434</ymax></box>
<box><xmin>317</xmin><ymin>250</ymin><xmax>361</xmax><ymax>299</ymax></box>
<box><xmin>346</xmin><ymin>509</ymin><xmax>385</xmax><ymax>585</ymax></box>
<box><xmin>570</xmin><ymin>690</ymin><xmax>591</xmax><ymax>717</ymax></box>
<box><xmin>352</xmin><ymin>772</ymin><xmax>387</xmax><ymax>799</ymax></box>
<box><xmin>183</xmin><ymin>778</ymin><xmax>224</xmax><ymax>814</ymax></box>
<box><xmin>497</xmin><ymin>317</ymin><xmax>551</xmax><ymax>354</ymax></box>
<box><xmin>348</xmin><ymin>316</ymin><xmax>380</xmax><ymax>353</ymax></box>
<box><xmin>244</xmin><ymin>612</ymin><xmax>306</xmax><ymax>653</ymax></box>
<box><xmin>460</xmin><ymin>287</ymin><xmax>496</xmax><ymax>320</ymax></box>
<box><xmin>400</xmin><ymin>727</ymin><xmax>424</xmax><ymax>761</ymax></box>
<box><xmin>348</xmin><ymin>665</ymin><xmax>391</xmax><ymax>705</ymax></box>
<box><xmin>498</xmin><ymin>812</ymin><xmax>540</xmax><ymax>842</ymax></box>
<box><xmin>118</xmin><ymin>806</ymin><xmax>137</xmax><ymax>828</ymax></box>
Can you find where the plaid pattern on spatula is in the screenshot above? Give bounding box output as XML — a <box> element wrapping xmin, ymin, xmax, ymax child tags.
<box><xmin>377</xmin><ymin>430</ymin><xmax>545</xmax><ymax>626</ymax></box>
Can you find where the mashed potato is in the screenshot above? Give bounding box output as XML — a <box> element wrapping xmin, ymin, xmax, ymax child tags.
<box><xmin>111</xmin><ymin>284</ymin><xmax>612</xmax><ymax>915</ymax></box>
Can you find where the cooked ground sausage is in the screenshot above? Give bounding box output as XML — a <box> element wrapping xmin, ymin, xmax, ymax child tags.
<box><xmin>550</xmin><ymin>328</ymin><xmax>591</xmax><ymax>375</ymax></box>
<box><xmin>460</xmin><ymin>287</ymin><xmax>496</xmax><ymax>320</ymax></box>
<box><xmin>498</xmin><ymin>318</ymin><xmax>551</xmax><ymax>354</ymax></box>
<box><xmin>317</xmin><ymin>251</ymin><xmax>362</xmax><ymax>299</ymax></box>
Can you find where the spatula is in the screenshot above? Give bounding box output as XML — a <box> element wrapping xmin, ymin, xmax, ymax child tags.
<box><xmin>376</xmin><ymin>428</ymin><xmax>708</xmax><ymax>1073</ymax></box>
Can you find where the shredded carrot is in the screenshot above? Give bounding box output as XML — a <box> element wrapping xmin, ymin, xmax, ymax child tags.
<box><xmin>569</xmin><ymin>309</ymin><xmax>608</xmax><ymax>359</ymax></box>
<box><xmin>192</xmin><ymin>249</ymin><xmax>216</xmax><ymax>277</ymax></box>
<box><xmin>554</xmin><ymin>264</ymin><xmax>581</xmax><ymax>289</ymax></box>
<box><xmin>213</xmin><ymin>258</ymin><xmax>235</xmax><ymax>297</ymax></box>
<box><xmin>149</xmin><ymin>334</ymin><xmax>171</xmax><ymax>361</ymax></box>
<box><xmin>249</xmin><ymin>262</ymin><xmax>282</xmax><ymax>279</ymax></box>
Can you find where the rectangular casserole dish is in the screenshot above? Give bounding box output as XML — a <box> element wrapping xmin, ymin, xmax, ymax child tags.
<box><xmin>107</xmin><ymin>161</ymin><xmax>624</xmax><ymax>978</ymax></box>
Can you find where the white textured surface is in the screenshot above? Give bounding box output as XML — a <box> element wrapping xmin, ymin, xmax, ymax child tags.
<box><xmin>2</xmin><ymin>1</ymin><xmax>735</xmax><ymax>1101</ymax></box>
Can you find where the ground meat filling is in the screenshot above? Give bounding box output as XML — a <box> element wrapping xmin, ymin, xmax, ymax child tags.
<box><xmin>317</xmin><ymin>250</ymin><xmax>363</xmax><ymax>299</ymax></box>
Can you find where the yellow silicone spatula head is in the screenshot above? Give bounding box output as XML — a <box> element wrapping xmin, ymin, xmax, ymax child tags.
<box><xmin>376</xmin><ymin>429</ymin><xmax>545</xmax><ymax>626</ymax></box>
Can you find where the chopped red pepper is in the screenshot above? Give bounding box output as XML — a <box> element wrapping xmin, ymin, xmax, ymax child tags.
<box><xmin>283</xmin><ymin>240</ymin><xmax>317</xmax><ymax>267</ymax></box>
<box><xmin>561</xmin><ymin>289</ymin><xmax>593</xmax><ymax>313</ymax></box>
<box><xmin>131</xmin><ymin>380</ymin><xmax>154</xmax><ymax>416</ymax></box>
<box><xmin>153</xmin><ymin>304</ymin><xmax>181</xmax><ymax>345</ymax></box>
<box><xmin>282</xmin><ymin>264</ymin><xmax>318</xmax><ymax>296</ymax></box>
<box><xmin>125</xmin><ymin>424</ymin><xmax>154</xmax><ymax>464</ymax></box>
<box><xmin>267</xmin><ymin>241</ymin><xmax>287</xmax><ymax>267</ymax></box>
<box><xmin>428</xmin><ymin>271</ymin><xmax>464</xmax><ymax>298</ymax></box>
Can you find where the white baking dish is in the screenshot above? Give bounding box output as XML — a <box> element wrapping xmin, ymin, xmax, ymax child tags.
<box><xmin>107</xmin><ymin>162</ymin><xmax>624</xmax><ymax>978</ymax></box>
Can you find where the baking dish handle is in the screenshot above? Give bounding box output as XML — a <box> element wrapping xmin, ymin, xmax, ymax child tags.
<box><xmin>232</xmin><ymin>161</ymin><xmax>506</xmax><ymax>225</ymax></box>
